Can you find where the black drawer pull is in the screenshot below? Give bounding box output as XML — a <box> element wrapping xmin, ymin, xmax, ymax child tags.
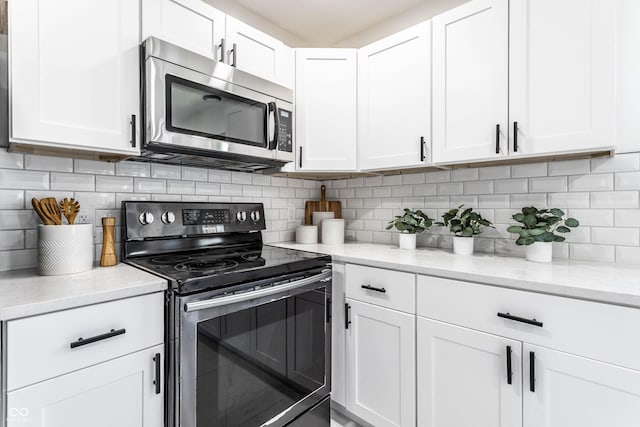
<box><xmin>497</xmin><ymin>312</ymin><xmax>543</xmax><ymax>327</ymax></box>
<box><xmin>70</xmin><ymin>328</ymin><xmax>126</xmax><ymax>349</ymax></box>
<box><xmin>153</xmin><ymin>353</ymin><xmax>161</xmax><ymax>395</ymax></box>
<box><xmin>345</xmin><ymin>303</ymin><xmax>351</xmax><ymax>330</ymax></box>
<box><xmin>495</xmin><ymin>124</ymin><xmax>500</xmax><ymax>154</ymax></box>
<box><xmin>506</xmin><ymin>345</ymin><xmax>513</xmax><ymax>385</ymax></box>
<box><xmin>361</xmin><ymin>284</ymin><xmax>386</xmax><ymax>293</ymax></box>
<box><xmin>529</xmin><ymin>351</ymin><xmax>536</xmax><ymax>392</ymax></box>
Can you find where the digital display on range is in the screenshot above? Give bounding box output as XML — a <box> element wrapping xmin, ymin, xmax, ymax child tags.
<box><xmin>182</xmin><ymin>209</ymin><xmax>230</xmax><ymax>225</ymax></box>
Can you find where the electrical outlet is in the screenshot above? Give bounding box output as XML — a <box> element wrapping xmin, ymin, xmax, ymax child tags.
<box><xmin>76</xmin><ymin>209</ymin><xmax>95</xmax><ymax>226</ymax></box>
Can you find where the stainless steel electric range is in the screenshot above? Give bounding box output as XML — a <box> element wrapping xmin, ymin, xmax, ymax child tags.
<box><xmin>122</xmin><ymin>201</ymin><xmax>332</xmax><ymax>427</ymax></box>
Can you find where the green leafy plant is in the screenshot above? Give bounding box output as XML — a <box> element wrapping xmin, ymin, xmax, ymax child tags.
<box><xmin>386</xmin><ymin>209</ymin><xmax>434</xmax><ymax>234</ymax></box>
<box><xmin>436</xmin><ymin>205</ymin><xmax>493</xmax><ymax>237</ymax></box>
<box><xmin>507</xmin><ymin>207</ymin><xmax>579</xmax><ymax>245</ymax></box>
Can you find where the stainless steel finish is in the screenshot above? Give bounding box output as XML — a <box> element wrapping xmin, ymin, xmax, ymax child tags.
<box><xmin>250</xmin><ymin>210</ymin><xmax>260</xmax><ymax>222</ymax></box>
<box><xmin>138</xmin><ymin>211</ymin><xmax>154</xmax><ymax>225</ymax></box>
<box><xmin>161</xmin><ymin>211</ymin><xmax>176</xmax><ymax>224</ymax></box>
<box><xmin>141</xmin><ymin>37</ymin><xmax>295</xmax><ymax>172</ymax></box>
<box><xmin>184</xmin><ymin>270</ymin><xmax>331</xmax><ymax>312</ymax></box>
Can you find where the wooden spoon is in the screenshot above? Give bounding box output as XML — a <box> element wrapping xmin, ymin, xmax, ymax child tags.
<box><xmin>31</xmin><ymin>198</ymin><xmax>54</xmax><ymax>225</ymax></box>
<box><xmin>60</xmin><ymin>198</ymin><xmax>80</xmax><ymax>224</ymax></box>
<box><xmin>40</xmin><ymin>198</ymin><xmax>62</xmax><ymax>225</ymax></box>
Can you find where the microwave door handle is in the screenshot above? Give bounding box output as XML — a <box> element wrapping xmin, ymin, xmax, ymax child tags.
<box><xmin>268</xmin><ymin>102</ymin><xmax>279</xmax><ymax>150</ymax></box>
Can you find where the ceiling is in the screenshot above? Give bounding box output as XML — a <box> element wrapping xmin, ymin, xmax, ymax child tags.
<box><xmin>227</xmin><ymin>0</ymin><xmax>431</xmax><ymax>46</ymax></box>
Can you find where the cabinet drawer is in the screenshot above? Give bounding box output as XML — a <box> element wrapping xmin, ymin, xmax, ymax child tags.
<box><xmin>346</xmin><ymin>264</ymin><xmax>415</xmax><ymax>313</ymax></box>
<box><xmin>417</xmin><ymin>275</ymin><xmax>640</xmax><ymax>371</ymax></box>
<box><xmin>7</xmin><ymin>292</ymin><xmax>164</xmax><ymax>391</ymax></box>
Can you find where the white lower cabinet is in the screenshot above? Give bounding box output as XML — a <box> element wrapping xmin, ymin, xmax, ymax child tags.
<box><xmin>345</xmin><ymin>299</ymin><xmax>415</xmax><ymax>427</ymax></box>
<box><xmin>523</xmin><ymin>344</ymin><xmax>640</xmax><ymax>427</ymax></box>
<box><xmin>7</xmin><ymin>345</ymin><xmax>164</xmax><ymax>427</ymax></box>
<box><xmin>417</xmin><ymin>318</ymin><xmax>522</xmax><ymax>427</ymax></box>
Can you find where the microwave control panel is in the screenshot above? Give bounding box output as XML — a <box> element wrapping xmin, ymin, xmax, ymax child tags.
<box><xmin>277</xmin><ymin>109</ymin><xmax>293</xmax><ymax>153</ymax></box>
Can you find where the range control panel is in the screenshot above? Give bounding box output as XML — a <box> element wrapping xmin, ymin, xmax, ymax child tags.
<box><xmin>277</xmin><ymin>108</ymin><xmax>293</xmax><ymax>153</ymax></box>
<box><xmin>124</xmin><ymin>201</ymin><xmax>266</xmax><ymax>240</ymax></box>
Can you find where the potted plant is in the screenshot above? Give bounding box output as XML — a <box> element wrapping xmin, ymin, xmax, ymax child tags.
<box><xmin>386</xmin><ymin>208</ymin><xmax>434</xmax><ymax>249</ymax></box>
<box><xmin>436</xmin><ymin>205</ymin><xmax>493</xmax><ymax>255</ymax></box>
<box><xmin>507</xmin><ymin>207</ymin><xmax>579</xmax><ymax>262</ymax></box>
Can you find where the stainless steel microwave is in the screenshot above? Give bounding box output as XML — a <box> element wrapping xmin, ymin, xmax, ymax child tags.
<box><xmin>138</xmin><ymin>37</ymin><xmax>294</xmax><ymax>173</ymax></box>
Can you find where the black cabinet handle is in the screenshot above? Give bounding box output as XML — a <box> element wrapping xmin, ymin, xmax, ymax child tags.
<box><xmin>153</xmin><ymin>352</ymin><xmax>161</xmax><ymax>395</ymax></box>
<box><xmin>420</xmin><ymin>136</ymin><xmax>426</xmax><ymax>161</ymax></box>
<box><xmin>361</xmin><ymin>284</ymin><xmax>386</xmax><ymax>293</ymax></box>
<box><xmin>506</xmin><ymin>345</ymin><xmax>512</xmax><ymax>385</ymax></box>
<box><xmin>497</xmin><ymin>312</ymin><xmax>543</xmax><ymax>328</ymax></box>
<box><xmin>344</xmin><ymin>303</ymin><xmax>351</xmax><ymax>329</ymax></box>
<box><xmin>299</xmin><ymin>146</ymin><xmax>303</xmax><ymax>168</ymax></box>
<box><xmin>529</xmin><ymin>351</ymin><xmax>536</xmax><ymax>392</ymax></box>
<box><xmin>495</xmin><ymin>124</ymin><xmax>500</xmax><ymax>154</ymax></box>
<box><xmin>513</xmin><ymin>121</ymin><xmax>518</xmax><ymax>152</ymax></box>
<box><xmin>130</xmin><ymin>114</ymin><xmax>136</xmax><ymax>148</ymax></box>
<box><xmin>218</xmin><ymin>38</ymin><xmax>226</xmax><ymax>63</ymax></box>
<box><xmin>230</xmin><ymin>43</ymin><xmax>237</xmax><ymax>67</ymax></box>
<box><xmin>70</xmin><ymin>328</ymin><xmax>126</xmax><ymax>349</ymax></box>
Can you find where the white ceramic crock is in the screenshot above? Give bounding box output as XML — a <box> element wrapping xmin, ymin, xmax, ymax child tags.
<box><xmin>296</xmin><ymin>225</ymin><xmax>318</xmax><ymax>244</ymax></box>
<box><xmin>38</xmin><ymin>224</ymin><xmax>94</xmax><ymax>275</ymax></box>
<box><xmin>398</xmin><ymin>233</ymin><xmax>417</xmax><ymax>250</ymax></box>
<box><xmin>526</xmin><ymin>241</ymin><xmax>553</xmax><ymax>263</ymax></box>
<box><xmin>312</xmin><ymin>212</ymin><xmax>335</xmax><ymax>243</ymax></box>
<box><xmin>453</xmin><ymin>236</ymin><xmax>475</xmax><ymax>255</ymax></box>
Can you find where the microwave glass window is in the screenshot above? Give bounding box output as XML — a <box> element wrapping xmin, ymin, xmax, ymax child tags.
<box><xmin>166</xmin><ymin>75</ymin><xmax>267</xmax><ymax>147</ymax></box>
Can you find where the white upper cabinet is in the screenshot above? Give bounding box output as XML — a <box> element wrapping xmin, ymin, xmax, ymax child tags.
<box><xmin>616</xmin><ymin>0</ymin><xmax>640</xmax><ymax>154</ymax></box>
<box><xmin>141</xmin><ymin>0</ymin><xmax>226</xmax><ymax>60</ymax></box>
<box><xmin>226</xmin><ymin>16</ymin><xmax>294</xmax><ymax>88</ymax></box>
<box><xmin>432</xmin><ymin>0</ymin><xmax>509</xmax><ymax>164</ymax></box>
<box><xmin>358</xmin><ymin>22</ymin><xmax>432</xmax><ymax>170</ymax></box>
<box><xmin>9</xmin><ymin>0</ymin><xmax>141</xmax><ymax>157</ymax></box>
<box><xmin>295</xmin><ymin>49</ymin><xmax>357</xmax><ymax>171</ymax></box>
<box><xmin>509</xmin><ymin>0</ymin><xmax>616</xmax><ymax>157</ymax></box>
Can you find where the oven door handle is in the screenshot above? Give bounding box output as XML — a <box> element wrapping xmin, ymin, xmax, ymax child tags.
<box><xmin>184</xmin><ymin>270</ymin><xmax>332</xmax><ymax>312</ymax></box>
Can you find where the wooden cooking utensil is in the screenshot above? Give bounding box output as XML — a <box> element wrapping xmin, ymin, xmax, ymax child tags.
<box><xmin>31</xmin><ymin>198</ymin><xmax>54</xmax><ymax>225</ymax></box>
<box><xmin>40</xmin><ymin>198</ymin><xmax>62</xmax><ymax>225</ymax></box>
<box><xmin>60</xmin><ymin>198</ymin><xmax>81</xmax><ymax>224</ymax></box>
<box><xmin>100</xmin><ymin>216</ymin><xmax>117</xmax><ymax>267</ymax></box>
<box><xmin>304</xmin><ymin>185</ymin><xmax>342</xmax><ymax>225</ymax></box>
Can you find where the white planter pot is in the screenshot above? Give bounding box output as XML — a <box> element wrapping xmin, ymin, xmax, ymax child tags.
<box><xmin>526</xmin><ymin>242</ymin><xmax>553</xmax><ymax>263</ymax></box>
<box><xmin>453</xmin><ymin>236</ymin><xmax>474</xmax><ymax>255</ymax></box>
<box><xmin>398</xmin><ymin>233</ymin><xmax>417</xmax><ymax>250</ymax></box>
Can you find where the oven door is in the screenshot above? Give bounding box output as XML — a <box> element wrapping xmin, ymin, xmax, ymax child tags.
<box><xmin>177</xmin><ymin>268</ymin><xmax>332</xmax><ymax>427</ymax></box>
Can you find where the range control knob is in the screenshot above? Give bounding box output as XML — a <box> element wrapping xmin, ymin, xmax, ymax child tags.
<box><xmin>250</xmin><ymin>210</ymin><xmax>261</xmax><ymax>222</ymax></box>
<box><xmin>138</xmin><ymin>211</ymin><xmax>155</xmax><ymax>225</ymax></box>
<box><xmin>161</xmin><ymin>211</ymin><xmax>176</xmax><ymax>224</ymax></box>
<box><xmin>236</xmin><ymin>211</ymin><xmax>247</xmax><ymax>222</ymax></box>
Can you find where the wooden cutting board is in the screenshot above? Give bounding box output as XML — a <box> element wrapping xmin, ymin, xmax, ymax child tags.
<box><xmin>305</xmin><ymin>185</ymin><xmax>342</xmax><ymax>225</ymax></box>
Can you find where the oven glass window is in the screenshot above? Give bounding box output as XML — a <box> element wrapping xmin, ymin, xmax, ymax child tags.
<box><xmin>166</xmin><ymin>75</ymin><xmax>267</xmax><ymax>147</ymax></box>
<box><xmin>196</xmin><ymin>287</ymin><xmax>327</xmax><ymax>426</ymax></box>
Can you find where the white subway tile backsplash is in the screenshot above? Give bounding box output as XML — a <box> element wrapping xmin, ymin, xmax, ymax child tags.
<box><xmin>402</xmin><ymin>173</ymin><xmax>425</xmax><ymax>184</ymax></box>
<box><xmin>363</xmin><ymin>198</ymin><xmax>381</xmax><ymax>209</ymax></box>
<box><xmin>0</xmin><ymin>169</ymin><xmax>49</xmax><ymax>190</ymax></box>
<box><xmin>382</xmin><ymin>175</ymin><xmax>402</xmax><ymax>186</ymax></box>
<box><xmin>74</xmin><ymin>159</ymin><xmax>114</xmax><ymax>175</ymax></box>
<box><xmin>591</xmin><ymin>227</ymin><xmax>639</xmax><ymax>246</ymax></box>
<box><xmin>547</xmin><ymin>192</ymin><xmax>590</xmax><ymax>208</ymax></box>
<box><xmin>208</xmin><ymin>169</ymin><xmax>232</xmax><ymax>183</ymax></box>
<box><xmin>74</xmin><ymin>192</ymin><xmax>116</xmax><ymax>209</ymax></box>
<box><xmin>614</xmin><ymin>209</ymin><xmax>640</xmax><ymax>227</ymax></box>
<box><xmin>25</xmin><ymin>229</ymin><xmax>37</xmax><ymax>249</ymax></box>
<box><xmin>529</xmin><ymin>176</ymin><xmax>567</xmax><ymax>193</ymax></box>
<box><xmin>116</xmin><ymin>193</ymin><xmax>150</xmax><ymax>205</ymax></box>
<box><xmin>548</xmin><ymin>159</ymin><xmax>590</xmax><ymax>176</ymax></box>
<box><xmin>463</xmin><ymin>180</ymin><xmax>494</xmax><ymax>195</ymax></box>
<box><xmin>347</xmin><ymin>198</ymin><xmax>363</xmax><ymax>209</ymax></box>
<box><xmin>437</xmin><ymin>182</ymin><xmax>463</xmax><ymax>196</ymax></box>
<box><xmin>355</xmin><ymin>187</ymin><xmax>372</xmax><ymax>198</ymax></box>
<box><xmin>51</xmin><ymin>173</ymin><xmax>94</xmax><ymax>191</ymax></box>
<box><xmin>495</xmin><ymin>179</ymin><xmax>528</xmax><ymax>194</ymax></box>
<box><xmin>425</xmin><ymin>196</ymin><xmax>450</xmax><ymax>208</ymax></box>
<box><xmin>96</xmin><ymin>176</ymin><xmax>133</xmax><ymax>193</ymax></box>
<box><xmin>0</xmin><ymin>249</ymin><xmax>36</xmax><ymax>271</ymax></box>
<box><xmin>167</xmin><ymin>180</ymin><xmax>195</xmax><ymax>194</ymax></box>
<box><xmin>348</xmin><ymin>177</ymin><xmax>364</xmax><ymax>187</ymax></box>
<box><xmin>616</xmin><ymin>246</ymin><xmax>640</xmax><ymax>265</ymax></box>
<box><xmin>182</xmin><ymin>167</ymin><xmax>208</xmax><ymax>182</ymax></box>
<box><xmin>615</xmin><ymin>172</ymin><xmax>640</xmax><ymax>190</ymax></box>
<box><xmin>134</xmin><ymin>178</ymin><xmax>166</xmax><ymax>193</ymax></box>
<box><xmin>116</xmin><ymin>162</ymin><xmax>150</xmax><ymax>177</ymax></box>
<box><xmin>568</xmin><ymin>209</ymin><xmax>614</xmax><ymax>226</ymax></box>
<box><xmin>401</xmin><ymin>197</ymin><xmax>424</xmax><ymax>207</ymax></box>
<box><xmin>0</xmin><ymin>190</ymin><xmax>25</xmax><ymax>209</ymax></box>
<box><xmin>0</xmin><ymin>210</ymin><xmax>38</xmax><ymax>230</ymax></box>
<box><xmin>568</xmin><ymin>174</ymin><xmax>614</xmax><ymax>191</ymax></box>
<box><xmin>510</xmin><ymin>193</ymin><xmax>547</xmax><ymax>208</ymax></box>
<box><xmin>221</xmin><ymin>184</ymin><xmax>243</xmax><ymax>196</ymax></box>
<box><xmin>244</xmin><ymin>185</ymin><xmax>263</xmax><ymax>197</ymax></box>
<box><xmin>152</xmin><ymin>194</ymin><xmax>181</xmax><ymax>201</ymax></box>
<box><xmin>25</xmin><ymin>155</ymin><xmax>73</xmax><ymax>172</ymax></box>
<box><xmin>479</xmin><ymin>165</ymin><xmax>510</xmax><ymax>180</ymax></box>
<box><xmin>372</xmin><ymin>186</ymin><xmax>391</xmax><ymax>198</ymax></box>
<box><xmin>591</xmin><ymin>154</ymin><xmax>640</xmax><ymax>173</ymax></box>
<box><xmin>479</xmin><ymin>195</ymin><xmax>510</xmax><ymax>208</ymax></box>
<box><xmin>451</xmin><ymin>168</ymin><xmax>479</xmax><ymax>182</ymax></box>
<box><xmin>392</xmin><ymin>185</ymin><xmax>413</xmax><ymax>197</ymax></box>
<box><xmin>0</xmin><ymin>152</ymin><xmax>24</xmax><ymax>169</ymax></box>
<box><xmin>151</xmin><ymin>164</ymin><xmax>181</xmax><ymax>179</ymax></box>
<box><xmin>195</xmin><ymin>182</ymin><xmax>221</xmax><ymax>196</ymax></box>
<box><xmin>364</xmin><ymin>176</ymin><xmax>382</xmax><ymax>187</ymax></box>
<box><xmin>0</xmin><ymin>230</ymin><xmax>24</xmax><ymax>250</ymax></box>
<box><xmin>413</xmin><ymin>184</ymin><xmax>437</xmax><ymax>196</ymax></box>
<box><xmin>339</xmin><ymin>188</ymin><xmax>355</xmax><ymax>198</ymax></box>
<box><xmin>183</xmin><ymin>195</ymin><xmax>209</xmax><ymax>202</ymax></box>
<box><xmin>25</xmin><ymin>190</ymin><xmax>73</xmax><ymax>208</ymax></box>
<box><xmin>425</xmin><ymin>170</ymin><xmax>451</xmax><ymax>183</ymax></box>
<box><xmin>511</xmin><ymin>163</ymin><xmax>547</xmax><ymax>178</ymax></box>
<box><xmin>590</xmin><ymin>191</ymin><xmax>639</xmax><ymax>208</ymax></box>
<box><xmin>570</xmin><ymin>243</ymin><xmax>615</xmax><ymax>262</ymax></box>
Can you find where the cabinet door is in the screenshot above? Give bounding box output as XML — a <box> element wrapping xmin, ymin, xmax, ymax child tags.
<box><xmin>331</xmin><ymin>263</ymin><xmax>347</xmax><ymax>407</ymax></box>
<box><xmin>358</xmin><ymin>22</ymin><xmax>432</xmax><ymax>170</ymax></box>
<box><xmin>9</xmin><ymin>0</ymin><xmax>140</xmax><ymax>156</ymax></box>
<box><xmin>417</xmin><ymin>317</ymin><xmax>522</xmax><ymax>427</ymax></box>
<box><xmin>432</xmin><ymin>0</ymin><xmax>509</xmax><ymax>164</ymax></box>
<box><xmin>523</xmin><ymin>344</ymin><xmax>640</xmax><ymax>427</ymax></box>
<box><xmin>142</xmin><ymin>0</ymin><xmax>225</xmax><ymax>60</ymax></box>
<box><xmin>345</xmin><ymin>299</ymin><xmax>415</xmax><ymax>427</ymax></box>
<box><xmin>617</xmin><ymin>0</ymin><xmax>640</xmax><ymax>154</ymax></box>
<box><xmin>295</xmin><ymin>49</ymin><xmax>357</xmax><ymax>171</ymax></box>
<box><xmin>7</xmin><ymin>345</ymin><xmax>163</xmax><ymax>427</ymax></box>
<box><xmin>509</xmin><ymin>0</ymin><xmax>616</xmax><ymax>157</ymax></box>
<box><xmin>226</xmin><ymin>16</ymin><xmax>294</xmax><ymax>87</ymax></box>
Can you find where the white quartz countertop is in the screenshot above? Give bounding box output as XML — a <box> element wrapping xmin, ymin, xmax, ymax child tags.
<box><xmin>0</xmin><ymin>263</ymin><xmax>167</xmax><ymax>321</ymax></box>
<box><xmin>271</xmin><ymin>242</ymin><xmax>640</xmax><ymax>308</ymax></box>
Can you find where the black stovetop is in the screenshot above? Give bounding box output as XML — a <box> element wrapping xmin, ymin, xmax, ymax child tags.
<box><xmin>125</xmin><ymin>244</ymin><xmax>331</xmax><ymax>294</ymax></box>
